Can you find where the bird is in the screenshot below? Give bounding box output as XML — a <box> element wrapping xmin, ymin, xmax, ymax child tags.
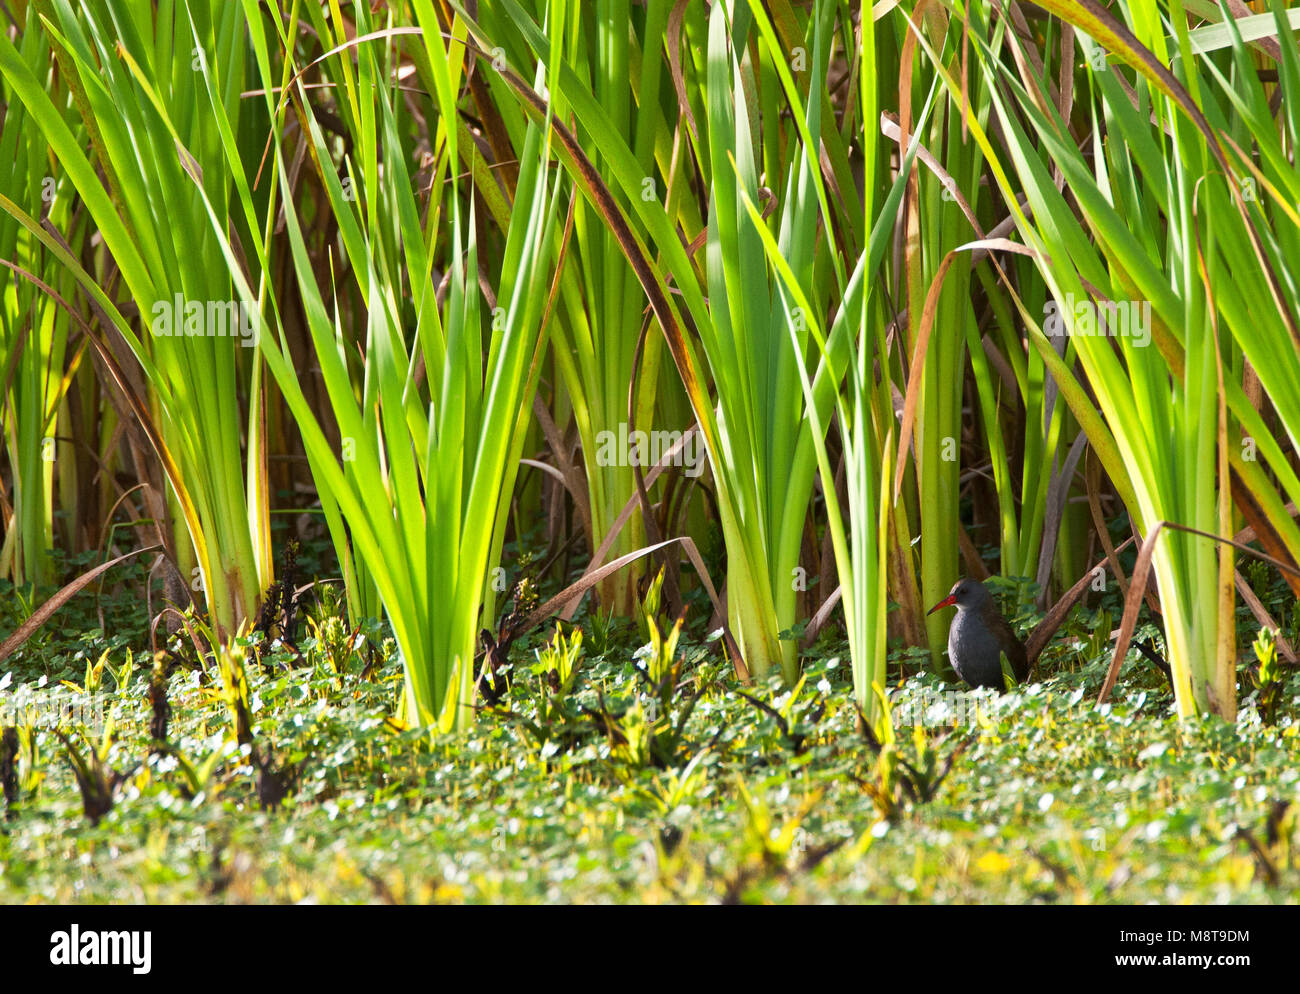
<box><xmin>927</xmin><ymin>578</ymin><xmax>1029</xmax><ymax>690</ymax></box>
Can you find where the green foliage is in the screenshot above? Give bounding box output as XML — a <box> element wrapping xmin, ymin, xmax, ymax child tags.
<box><xmin>209</xmin><ymin>639</ymin><xmax>253</xmax><ymax>748</ymax></box>
<box><xmin>2</xmin><ymin>624</ymin><xmax>1297</xmax><ymax>901</ymax></box>
<box><xmin>55</xmin><ymin>722</ymin><xmax>134</xmax><ymax>827</ymax></box>
<box><xmin>533</xmin><ymin>625</ymin><xmax>583</xmax><ymax>719</ymax></box>
<box><xmin>8</xmin><ymin>0</ymin><xmax>1300</xmax><ymax>908</ymax></box>
<box><xmin>1250</xmin><ymin>628</ymin><xmax>1284</xmax><ymax>726</ymax></box>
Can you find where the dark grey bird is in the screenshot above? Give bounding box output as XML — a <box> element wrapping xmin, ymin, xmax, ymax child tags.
<box><xmin>927</xmin><ymin>578</ymin><xmax>1029</xmax><ymax>690</ymax></box>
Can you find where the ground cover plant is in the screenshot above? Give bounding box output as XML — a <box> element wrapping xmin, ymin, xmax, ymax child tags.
<box><xmin>1</xmin><ymin>0</ymin><xmax>1300</xmax><ymax>906</ymax></box>
<box><xmin>1</xmin><ymin>560</ymin><xmax>1298</xmax><ymax>903</ymax></box>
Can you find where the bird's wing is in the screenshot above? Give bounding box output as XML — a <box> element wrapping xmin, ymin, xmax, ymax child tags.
<box><xmin>990</xmin><ymin>613</ymin><xmax>1030</xmax><ymax>683</ymax></box>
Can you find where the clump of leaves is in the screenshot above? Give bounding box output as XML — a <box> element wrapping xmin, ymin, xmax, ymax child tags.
<box><xmin>622</xmin><ymin>749</ymin><xmax>714</xmax><ymax>818</ymax></box>
<box><xmin>483</xmin><ymin>575</ymin><xmax>715</xmax><ymax>769</ymax></box>
<box><xmin>718</xmin><ymin>781</ymin><xmax>844</xmax><ymax>902</ymax></box>
<box><xmin>59</xmin><ymin>648</ymin><xmax>107</xmax><ymax>696</ymax></box>
<box><xmin>1234</xmin><ymin>799</ymin><xmax>1296</xmax><ymax>887</ymax></box>
<box><xmin>587</xmin><ymin>658</ymin><xmax>716</xmax><ymax>772</ymax></box>
<box><xmin>56</xmin><ymin>724</ymin><xmax>135</xmax><ymax>826</ymax></box>
<box><xmin>309</xmin><ymin>615</ymin><xmax>354</xmax><ymax>681</ymax></box>
<box><xmin>1249</xmin><ymin>627</ymin><xmax>1284</xmax><ymax>726</ymax></box>
<box><xmin>148</xmin><ymin>652</ymin><xmax>171</xmax><ymax>750</ymax></box>
<box><xmin>535</xmin><ymin>625</ymin><xmax>583</xmax><ymax>722</ymax></box>
<box><xmin>636</xmin><ymin>570</ymin><xmax>679</xmax><ymax>713</ymax></box>
<box><xmin>483</xmin><ymin>623</ymin><xmax>587</xmax><ymax>752</ymax></box>
<box><xmin>13</xmin><ymin>722</ymin><xmax>43</xmax><ymax>798</ymax></box>
<box><xmin>59</xmin><ymin>648</ymin><xmax>138</xmax><ymax>698</ymax></box>
<box><xmin>852</xmin><ymin>691</ymin><xmax>970</xmax><ymax>821</ymax></box>
<box><xmin>599</xmin><ymin>572</ymin><xmax>713</xmax><ymax>768</ymax></box>
<box><xmin>585</xmin><ymin>608</ymin><xmax>624</xmax><ymax>658</ymax></box>
<box><xmin>212</xmin><ymin>642</ymin><xmax>254</xmax><ymax>747</ymax></box>
<box><xmin>734</xmin><ymin>673</ymin><xmax>827</xmax><ymax>756</ymax></box>
<box><xmin>154</xmin><ymin>737</ymin><xmax>235</xmax><ymax>801</ymax></box>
